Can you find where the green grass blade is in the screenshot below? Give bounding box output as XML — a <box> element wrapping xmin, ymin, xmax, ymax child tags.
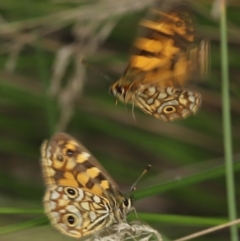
<box><xmin>133</xmin><ymin>160</ymin><xmax>240</xmax><ymax>200</ymax></box>
<box><xmin>0</xmin><ymin>208</ymin><xmax>43</xmax><ymax>214</ymax></box>
<box><xmin>220</xmin><ymin>1</ymin><xmax>239</xmax><ymax>241</ymax></box>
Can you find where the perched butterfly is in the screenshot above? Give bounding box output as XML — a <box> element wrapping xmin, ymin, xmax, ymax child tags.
<box><xmin>109</xmin><ymin>1</ymin><xmax>209</xmax><ymax>121</ymax></box>
<box><xmin>41</xmin><ymin>133</ymin><xmax>134</xmax><ymax>238</ymax></box>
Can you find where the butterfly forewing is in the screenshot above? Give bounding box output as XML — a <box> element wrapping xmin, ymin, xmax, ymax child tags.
<box><xmin>41</xmin><ymin>133</ymin><xmax>131</xmax><ymax>238</ymax></box>
<box><xmin>110</xmin><ymin>1</ymin><xmax>208</xmax><ymax>121</ymax></box>
<box><xmin>42</xmin><ymin>133</ymin><xmax>121</xmax><ymax>197</ymax></box>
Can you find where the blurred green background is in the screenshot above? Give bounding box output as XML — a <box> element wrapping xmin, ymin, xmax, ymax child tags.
<box><xmin>0</xmin><ymin>0</ymin><xmax>240</xmax><ymax>240</ymax></box>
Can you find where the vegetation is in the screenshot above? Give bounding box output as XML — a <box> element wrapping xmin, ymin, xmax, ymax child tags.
<box><xmin>0</xmin><ymin>0</ymin><xmax>239</xmax><ymax>240</ymax></box>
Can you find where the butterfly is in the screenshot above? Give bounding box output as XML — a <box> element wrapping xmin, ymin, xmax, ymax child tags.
<box><xmin>41</xmin><ymin>132</ymin><xmax>133</xmax><ymax>238</ymax></box>
<box><xmin>109</xmin><ymin>1</ymin><xmax>209</xmax><ymax>121</ymax></box>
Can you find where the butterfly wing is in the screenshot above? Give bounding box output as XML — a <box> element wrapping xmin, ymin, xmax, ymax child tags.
<box><xmin>110</xmin><ymin>2</ymin><xmax>208</xmax><ymax>121</ymax></box>
<box><xmin>43</xmin><ymin>185</ymin><xmax>114</xmax><ymax>238</ymax></box>
<box><xmin>41</xmin><ymin>133</ymin><xmax>125</xmax><ymax>238</ymax></box>
<box><xmin>126</xmin><ymin>8</ymin><xmax>190</xmax><ymax>85</ymax></box>
<box><xmin>125</xmin><ymin>2</ymin><xmax>208</xmax><ymax>86</ymax></box>
<box><xmin>41</xmin><ymin>133</ymin><xmax>122</xmax><ymax>199</ymax></box>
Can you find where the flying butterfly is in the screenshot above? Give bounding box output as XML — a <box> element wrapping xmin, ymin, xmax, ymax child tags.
<box><xmin>41</xmin><ymin>133</ymin><xmax>150</xmax><ymax>238</ymax></box>
<box><xmin>109</xmin><ymin>1</ymin><xmax>209</xmax><ymax>121</ymax></box>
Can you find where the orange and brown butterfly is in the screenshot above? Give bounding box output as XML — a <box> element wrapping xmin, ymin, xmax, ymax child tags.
<box><xmin>41</xmin><ymin>133</ymin><xmax>133</xmax><ymax>238</ymax></box>
<box><xmin>109</xmin><ymin>0</ymin><xmax>209</xmax><ymax>121</ymax></box>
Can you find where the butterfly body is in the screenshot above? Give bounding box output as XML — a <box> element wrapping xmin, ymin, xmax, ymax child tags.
<box><xmin>110</xmin><ymin>2</ymin><xmax>208</xmax><ymax>121</ymax></box>
<box><xmin>41</xmin><ymin>133</ymin><xmax>132</xmax><ymax>238</ymax></box>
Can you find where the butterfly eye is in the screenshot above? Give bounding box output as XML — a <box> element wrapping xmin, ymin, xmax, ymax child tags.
<box><xmin>116</xmin><ymin>85</ymin><xmax>123</xmax><ymax>94</ymax></box>
<box><xmin>122</xmin><ymin>197</ymin><xmax>132</xmax><ymax>214</ymax></box>
<box><xmin>110</xmin><ymin>84</ymin><xmax>124</xmax><ymax>95</ymax></box>
<box><xmin>163</xmin><ymin>106</ymin><xmax>176</xmax><ymax>113</ymax></box>
<box><xmin>63</xmin><ymin>214</ymin><xmax>78</xmax><ymax>227</ymax></box>
<box><xmin>65</xmin><ymin>187</ymin><xmax>78</xmax><ymax>199</ymax></box>
<box><xmin>123</xmin><ymin>197</ymin><xmax>132</xmax><ymax>209</ymax></box>
<box><xmin>112</xmin><ymin>84</ymin><xmax>125</xmax><ymax>96</ymax></box>
<box><xmin>123</xmin><ymin>198</ymin><xmax>129</xmax><ymax>207</ymax></box>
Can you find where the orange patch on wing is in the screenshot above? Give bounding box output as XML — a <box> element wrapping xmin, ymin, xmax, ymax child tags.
<box><xmin>90</xmin><ymin>185</ymin><xmax>104</xmax><ymax>196</ymax></box>
<box><xmin>134</xmin><ymin>38</ymin><xmax>162</xmax><ymax>53</ymax></box>
<box><xmin>86</xmin><ymin>167</ymin><xmax>100</xmax><ymax>179</ymax></box>
<box><xmin>100</xmin><ymin>180</ymin><xmax>110</xmax><ymax>190</ymax></box>
<box><xmin>76</xmin><ymin>152</ymin><xmax>90</xmax><ymax>163</ymax></box>
<box><xmin>65</xmin><ymin>142</ymin><xmax>77</xmax><ymax>152</ymax></box>
<box><xmin>65</xmin><ymin>158</ymin><xmax>76</xmax><ymax>170</ymax></box>
<box><xmin>77</xmin><ymin>172</ymin><xmax>89</xmax><ymax>186</ymax></box>
<box><xmin>130</xmin><ymin>55</ymin><xmax>165</xmax><ymax>70</ymax></box>
<box><xmin>59</xmin><ymin>171</ymin><xmax>79</xmax><ymax>187</ymax></box>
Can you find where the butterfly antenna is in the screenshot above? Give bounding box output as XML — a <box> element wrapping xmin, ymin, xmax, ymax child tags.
<box><xmin>130</xmin><ymin>164</ymin><xmax>151</xmax><ymax>192</ymax></box>
<box><xmin>80</xmin><ymin>58</ymin><xmax>113</xmax><ymax>83</ymax></box>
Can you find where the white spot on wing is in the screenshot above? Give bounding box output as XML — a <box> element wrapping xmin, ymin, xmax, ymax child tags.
<box><xmin>146</xmin><ymin>98</ymin><xmax>154</xmax><ymax>104</ymax></box>
<box><xmin>89</xmin><ymin>211</ymin><xmax>97</xmax><ymax>222</ymax></box>
<box><xmin>51</xmin><ymin>211</ymin><xmax>60</xmax><ymax>222</ymax></box>
<box><xmin>66</xmin><ymin>205</ymin><xmax>78</xmax><ymax>213</ymax></box>
<box><xmin>93</xmin><ymin>195</ymin><xmax>101</xmax><ymax>203</ymax></box>
<box><xmin>166</xmin><ymin>87</ymin><xmax>174</xmax><ymax>95</ymax></box>
<box><xmin>57</xmin><ymin>186</ymin><xmax>63</xmax><ymax>192</ymax></box>
<box><xmin>50</xmin><ymin>201</ymin><xmax>56</xmax><ymax>210</ymax></box>
<box><xmin>188</xmin><ymin>95</ymin><xmax>195</xmax><ymax>103</ymax></box>
<box><xmin>190</xmin><ymin>103</ymin><xmax>197</xmax><ymax>112</ymax></box>
<box><xmin>81</xmin><ymin>202</ymin><xmax>90</xmax><ymax>210</ymax></box>
<box><xmin>82</xmin><ymin>152</ymin><xmax>90</xmax><ymax>159</ymax></box>
<box><xmin>158</xmin><ymin>92</ymin><xmax>167</xmax><ymax>99</ymax></box>
<box><xmin>46</xmin><ymin>146</ymin><xmax>52</xmax><ymax>159</ymax></box>
<box><xmin>51</xmin><ymin>190</ymin><xmax>60</xmax><ymax>200</ymax></box>
<box><xmin>147</xmin><ymin>87</ymin><xmax>156</xmax><ymax>95</ymax></box>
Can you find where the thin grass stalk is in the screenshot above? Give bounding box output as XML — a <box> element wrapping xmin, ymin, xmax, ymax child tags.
<box><xmin>173</xmin><ymin>219</ymin><xmax>240</xmax><ymax>241</ymax></box>
<box><xmin>220</xmin><ymin>1</ymin><xmax>239</xmax><ymax>241</ymax></box>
